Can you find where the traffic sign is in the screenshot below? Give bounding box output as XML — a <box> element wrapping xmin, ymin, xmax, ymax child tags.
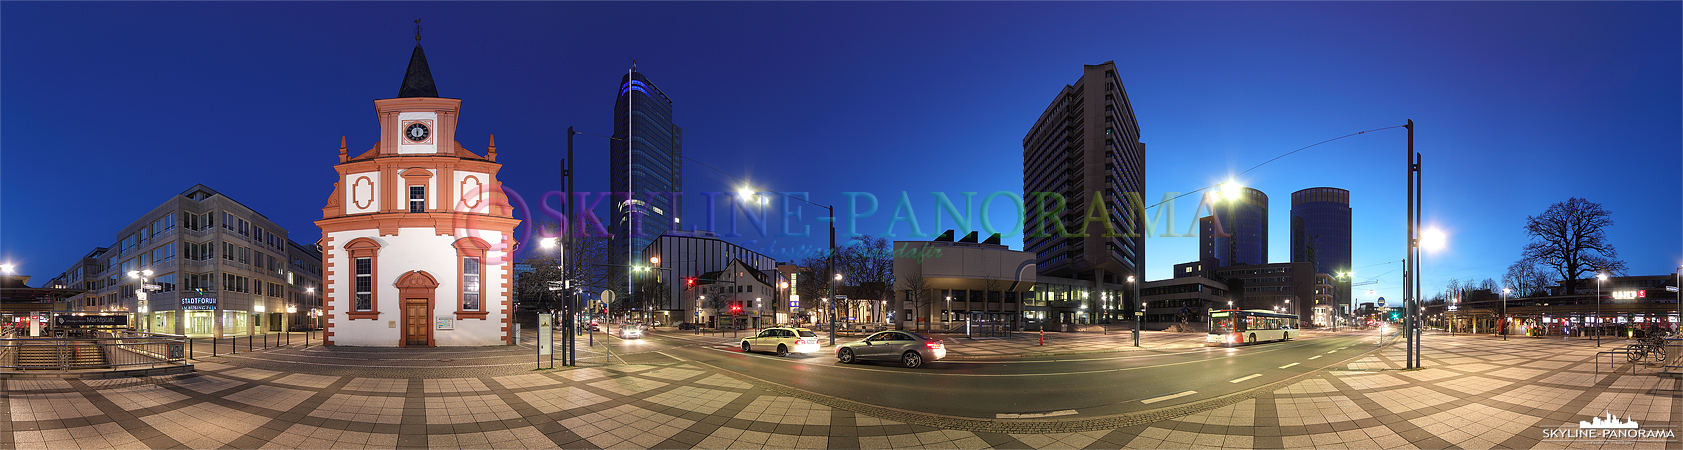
<box><xmin>143</xmin><ymin>284</ymin><xmax>162</xmax><ymax>291</ymax></box>
<box><xmin>1667</xmin><ymin>286</ymin><xmax>1679</xmax><ymax>292</ymax></box>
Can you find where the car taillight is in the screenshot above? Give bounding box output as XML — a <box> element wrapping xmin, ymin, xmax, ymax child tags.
<box><xmin>927</xmin><ymin>341</ymin><xmax>943</xmax><ymax>349</ymax></box>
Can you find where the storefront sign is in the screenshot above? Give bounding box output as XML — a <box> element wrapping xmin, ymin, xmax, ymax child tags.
<box><xmin>181</xmin><ymin>297</ymin><xmax>218</xmax><ymax>310</ymax></box>
<box><xmin>55</xmin><ymin>315</ymin><xmax>128</xmax><ymax>327</ymax></box>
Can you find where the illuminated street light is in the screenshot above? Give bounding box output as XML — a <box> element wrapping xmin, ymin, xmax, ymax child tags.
<box><xmin>1596</xmin><ymin>272</ymin><xmax>1608</xmax><ymax>347</ymax></box>
<box><xmin>540</xmin><ymin>237</ymin><xmax>557</xmax><ymax>249</ymax></box>
<box><xmin>1501</xmin><ymin>287</ymin><xmax>1511</xmax><ymax>340</ymax></box>
<box><xmin>1419</xmin><ymin>228</ymin><xmax>1447</xmax><ymax>252</ymax></box>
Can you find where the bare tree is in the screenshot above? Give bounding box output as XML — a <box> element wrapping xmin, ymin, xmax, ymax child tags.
<box><xmin>1504</xmin><ymin>259</ymin><xmax>1554</xmax><ymax>297</ymax></box>
<box><xmin>897</xmin><ymin>266</ymin><xmax>931</xmax><ymax>331</ymax></box>
<box><xmin>1522</xmin><ymin>197</ymin><xmax>1627</xmax><ymax>295</ymax></box>
<box><xmin>515</xmin><ymin>222</ymin><xmax>615</xmax><ymax>312</ymax></box>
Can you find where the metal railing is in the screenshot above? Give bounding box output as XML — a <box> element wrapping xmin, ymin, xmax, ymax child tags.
<box><xmin>1</xmin><ymin>330</ymin><xmax>190</xmax><ymax>372</ymax></box>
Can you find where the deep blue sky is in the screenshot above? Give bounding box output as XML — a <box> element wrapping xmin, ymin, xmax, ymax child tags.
<box><xmin>4</xmin><ymin>2</ymin><xmax>1679</xmax><ymax>306</ymax></box>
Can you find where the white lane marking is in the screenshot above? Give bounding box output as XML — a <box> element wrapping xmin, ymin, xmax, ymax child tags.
<box><xmin>1229</xmin><ymin>374</ymin><xmax>1263</xmax><ymax>383</ymax></box>
<box><xmin>1309</xmin><ymin>355</ymin><xmax>1323</xmax><ymax>360</ymax></box>
<box><xmin>1326</xmin><ymin>351</ymin><xmax>1338</xmax><ymax>354</ymax></box>
<box><xmin>1140</xmin><ymin>390</ymin><xmax>1197</xmax><ymax>404</ymax></box>
<box><xmin>1279</xmin><ymin>363</ymin><xmax>1300</xmax><ymax>369</ymax></box>
<box><xmin>996</xmin><ymin>409</ymin><xmax>1077</xmax><ymax>419</ymax></box>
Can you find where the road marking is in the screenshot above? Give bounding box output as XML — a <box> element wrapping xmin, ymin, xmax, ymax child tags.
<box><xmin>1140</xmin><ymin>390</ymin><xmax>1197</xmax><ymax>404</ymax></box>
<box><xmin>1337</xmin><ymin>346</ymin><xmax>1348</xmax><ymax>350</ymax></box>
<box><xmin>996</xmin><ymin>410</ymin><xmax>1077</xmax><ymax>419</ymax></box>
<box><xmin>1279</xmin><ymin>363</ymin><xmax>1299</xmax><ymax>369</ymax></box>
<box><xmin>1308</xmin><ymin>355</ymin><xmax>1322</xmax><ymax>360</ymax></box>
<box><xmin>1326</xmin><ymin>351</ymin><xmax>1338</xmax><ymax>354</ymax></box>
<box><xmin>1229</xmin><ymin>374</ymin><xmax>1263</xmax><ymax>383</ymax></box>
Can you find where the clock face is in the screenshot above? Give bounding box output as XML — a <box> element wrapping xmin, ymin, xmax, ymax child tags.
<box><xmin>405</xmin><ymin>123</ymin><xmax>431</xmax><ymax>143</ymax></box>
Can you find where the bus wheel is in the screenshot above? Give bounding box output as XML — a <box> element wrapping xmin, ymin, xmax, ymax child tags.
<box><xmin>1249</xmin><ymin>333</ymin><xmax>1257</xmax><ymax>343</ymax></box>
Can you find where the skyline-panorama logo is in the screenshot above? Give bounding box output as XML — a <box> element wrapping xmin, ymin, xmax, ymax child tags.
<box><xmin>1542</xmin><ymin>411</ymin><xmax>1676</xmax><ymax>442</ymax></box>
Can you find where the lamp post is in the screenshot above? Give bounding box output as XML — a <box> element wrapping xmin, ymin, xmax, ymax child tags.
<box><xmin>285</xmin><ymin>305</ymin><xmax>296</xmax><ymax>345</ymax></box>
<box><xmin>1596</xmin><ymin>272</ymin><xmax>1607</xmax><ymax>347</ymax></box>
<box><xmin>1129</xmin><ymin>276</ymin><xmax>1139</xmax><ymax>347</ymax></box>
<box><xmin>1500</xmin><ymin>287</ymin><xmax>1510</xmax><ymax>340</ymax></box>
<box><xmin>740</xmin><ymin>185</ymin><xmax>838</xmax><ymax>346</ymax></box>
<box><xmin>1450</xmin><ymin>297</ymin><xmax>1458</xmax><ymax>336</ymax></box>
<box><xmin>945</xmin><ymin>295</ymin><xmax>952</xmax><ymax>329</ymax></box>
<box><xmin>128</xmin><ymin>269</ymin><xmax>159</xmax><ymax>334</ymax></box>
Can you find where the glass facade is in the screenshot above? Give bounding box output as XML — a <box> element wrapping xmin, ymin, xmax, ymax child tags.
<box><xmin>1290</xmin><ymin>187</ymin><xmax>1352</xmax><ymax>276</ymax></box>
<box><xmin>611</xmin><ymin>69</ymin><xmax>683</xmax><ymax>297</ymax></box>
<box><xmin>1201</xmin><ymin>187</ymin><xmax>1268</xmax><ymax>267</ymax></box>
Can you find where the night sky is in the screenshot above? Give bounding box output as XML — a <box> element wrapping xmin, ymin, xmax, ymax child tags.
<box><xmin>3</xmin><ymin>2</ymin><xmax>1679</xmax><ymax>306</ymax></box>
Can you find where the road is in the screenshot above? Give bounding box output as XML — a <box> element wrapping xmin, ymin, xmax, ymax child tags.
<box><xmin>594</xmin><ymin>328</ymin><xmax>1391</xmax><ymax>421</ymax></box>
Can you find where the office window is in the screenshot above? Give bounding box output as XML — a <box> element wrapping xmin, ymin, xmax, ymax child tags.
<box><xmin>462</xmin><ymin>257</ymin><xmax>481</xmax><ymax>311</ymax></box>
<box><xmin>409</xmin><ymin>186</ymin><xmax>426</xmax><ymax>213</ymax></box>
<box><xmin>224</xmin><ymin>243</ymin><xmax>236</xmax><ymax>261</ymax></box>
<box><xmin>224</xmin><ymin>212</ymin><xmax>236</xmax><ymax>231</ymax></box>
<box><xmin>355</xmin><ymin>257</ymin><xmax>372</xmax><ymax>311</ymax></box>
<box><xmin>238</xmin><ymin>219</ymin><xmax>249</xmax><ymax>236</ymax></box>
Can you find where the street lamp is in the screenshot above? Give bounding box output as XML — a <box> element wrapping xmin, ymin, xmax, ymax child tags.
<box><xmin>1596</xmin><ymin>272</ymin><xmax>1607</xmax><ymax>347</ymax></box>
<box><xmin>1128</xmin><ymin>275</ymin><xmax>1139</xmax><ymax>347</ymax></box>
<box><xmin>1450</xmin><ymin>297</ymin><xmax>1458</xmax><ymax>336</ymax></box>
<box><xmin>741</xmin><ymin>184</ymin><xmax>839</xmax><ymax>346</ymax></box>
<box><xmin>1501</xmin><ymin>287</ymin><xmax>1510</xmax><ymax>340</ymax></box>
<box><xmin>129</xmin><ymin>269</ymin><xmax>158</xmax><ymax>333</ymax></box>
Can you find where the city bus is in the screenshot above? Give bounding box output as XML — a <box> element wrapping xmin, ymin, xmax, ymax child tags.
<box><xmin>1208</xmin><ymin>309</ymin><xmax>1299</xmax><ymax>346</ymax></box>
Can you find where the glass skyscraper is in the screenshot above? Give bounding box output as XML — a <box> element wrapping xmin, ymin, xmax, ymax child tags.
<box><xmin>610</xmin><ymin>66</ymin><xmax>682</xmax><ymax>303</ymax></box>
<box><xmin>1291</xmin><ymin>187</ymin><xmax>1352</xmax><ymax>314</ymax></box>
<box><xmin>1200</xmin><ymin>187</ymin><xmax>1268</xmax><ymax>268</ymax></box>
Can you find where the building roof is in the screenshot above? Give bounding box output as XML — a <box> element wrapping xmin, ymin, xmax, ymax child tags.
<box><xmin>397</xmin><ymin>44</ymin><xmax>439</xmax><ymax>98</ymax></box>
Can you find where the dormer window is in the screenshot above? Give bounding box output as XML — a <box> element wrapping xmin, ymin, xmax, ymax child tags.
<box><xmin>409</xmin><ymin>186</ymin><xmax>426</xmax><ymax>213</ymax></box>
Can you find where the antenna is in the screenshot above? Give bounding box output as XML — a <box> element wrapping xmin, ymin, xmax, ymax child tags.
<box><xmin>414</xmin><ymin>18</ymin><xmax>422</xmax><ymax>43</ymax></box>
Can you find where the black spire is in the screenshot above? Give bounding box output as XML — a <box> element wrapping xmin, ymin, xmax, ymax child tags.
<box><xmin>397</xmin><ymin>43</ymin><xmax>439</xmax><ymax>98</ymax></box>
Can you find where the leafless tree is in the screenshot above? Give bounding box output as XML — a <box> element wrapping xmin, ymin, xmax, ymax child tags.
<box><xmin>1522</xmin><ymin>197</ymin><xmax>1627</xmax><ymax>295</ymax></box>
<box><xmin>515</xmin><ymin>222</ymin><xmax>615</xmax><ymax>311</ymax></box>
<box><xmin>897</xmin><ymin>266</ymin><xmax>931</xmax><ymax>331</ymax></box>
<box><xmin>1504</xmin><ymin>259</ymin><xmax>1553</xmax><ymax>297</ymax></box>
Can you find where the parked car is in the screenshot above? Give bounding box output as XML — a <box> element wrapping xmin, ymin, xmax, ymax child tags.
<box><xmin>740</xmin><ymin>327</ymin><xmax>822</xmax><ymax>357</ymax></box>
<box><xmin>835</xmin><ymin>331</ymin><xmax>946</xmax><ymax>368</ymax></box>
<box><xmin>677</xmin><ymin>322</ymin><xmax>698</xmax><ymax>330</ymax></box>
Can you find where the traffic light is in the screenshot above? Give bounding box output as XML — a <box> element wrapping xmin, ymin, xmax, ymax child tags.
<box><xmin>730</xmin><ymin>302</ymin><xmax>742</xmax><ymax>314</ymax></box>
<box><xmin>686</xmin><ymin>277</ymin><xmax>695</xmax><ymax>288</ymax></box>
<box><xmin>1389</xmin><ymin>311</ymin><xmax>1401</xmax><ymax>321</ymax></box>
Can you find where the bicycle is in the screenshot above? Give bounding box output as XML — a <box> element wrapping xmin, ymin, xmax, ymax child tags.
<box><xmin>1625</xmin><ymin>332</ymin><xmax>1672</xmax><ymax>364</ymax></box>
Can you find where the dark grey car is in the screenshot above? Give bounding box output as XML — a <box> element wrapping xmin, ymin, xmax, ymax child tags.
<box><xmin>835</xmin><ymin>331</ymin><xmax>946</xmax><ymax>368</ymax></box>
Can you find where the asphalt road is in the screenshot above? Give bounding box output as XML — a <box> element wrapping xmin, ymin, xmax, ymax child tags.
<box><xmin>638</xmin><ymin>329</ymin><xmax>1391</xmax><ymax>420</ymax></box>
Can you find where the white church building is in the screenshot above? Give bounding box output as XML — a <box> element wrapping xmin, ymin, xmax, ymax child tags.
<box><xmin>315</xmin><ymin>40</ymin><xmax>520</xmax><ymax>347</ymax></box>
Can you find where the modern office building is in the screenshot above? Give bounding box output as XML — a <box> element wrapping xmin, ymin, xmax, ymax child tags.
<box><xmin>1200</xmin><ymin>187</ymin><xmax>1268</xmax><ymax>268</ymax></box>
<box><xmin>1212</xmin><ymin>262</ymin><xmax>1317</xmax><ymax>324</ymax></box>
<box><xmin>46</xmin><ymin>185</ymin><xmax>321</xmax><ymax>338</ymax></box>
<box><xmin>1021</xmin><ymin>61</ymin><xmax>1145</xmax><ymax>328</ymax></box>
<box><xmin>1140</xmin><ymin>275</ymin><xmax>1232</xmax><ymax>328</ymax></box>
<box><xmin>1291</xmin><ymin>187</ymin><xmax>1352</xmax><ymax>318</ymax></box>
<box><xmin>892</xmin><ymin>231</ymin><xmax>1036</xmax><ymax>331</ymax></box>
<box><xmin>610</xmin><ymin>64</ymin><xmax>684</xmax><ymax>304</ymax></box>
<box><xmin>642</xmin><ymin>230</ymin><xmax>778</xmax><ymax>326</ymax></box>
<box><xmin>316</xmin><ymin>40</ymin><xmax>520</xmax><ymax>347</ymax></box>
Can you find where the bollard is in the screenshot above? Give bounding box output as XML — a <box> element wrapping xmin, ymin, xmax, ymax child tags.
<box><xmin>1039</xmin><ymin>328</ymin><xmax>1045</xmax><ymax>346</ymax></box>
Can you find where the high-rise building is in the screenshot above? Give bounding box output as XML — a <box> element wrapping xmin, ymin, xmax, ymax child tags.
<box><xmin>1021</xmin><ymin>61</ymin><xmax>1145</xmax><ymax>327</ymax></box>
<box><xmin>610</xmin><ymin>64</ymin><xmax>683</xmax><ymax>305</ymax></box>
<box><xmin>316</xmin><ymin>40</ymin><xmax>520</xmax><ymax>347</ymax></box>
<box><xmin>1200</xmin><ymin>187</ymin><xmax>1268</xmax><ymax>267</ymax></box>
<box><xmin>1291</xmin><ymin>187</ymin><xmax>1352</xmax><ymax>318</ymax></box>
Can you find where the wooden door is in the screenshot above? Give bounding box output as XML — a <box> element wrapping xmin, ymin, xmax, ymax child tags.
<box><xmin>405</xmin><ymin>300</ymin><xmax>429</xmax><ymax>346</ymax></box>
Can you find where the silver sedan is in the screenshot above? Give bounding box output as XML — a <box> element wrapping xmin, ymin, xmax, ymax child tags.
<box><xmin>835</xmin><ymin>330</ymin><xmax>946</xmax><ymax>368</ymax></box>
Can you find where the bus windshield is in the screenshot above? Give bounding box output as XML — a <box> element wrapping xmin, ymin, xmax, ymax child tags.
<box><xmin>1211</xmin><ymin>316</ymin><xmax>1236</xmax><ymax>333</ymax></box>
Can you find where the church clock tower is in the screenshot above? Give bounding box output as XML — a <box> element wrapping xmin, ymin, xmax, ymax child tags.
<box><xmin>316</xmin><ymin>39</ymin><xmax>520</xmax><ymax>347</ymax></box>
